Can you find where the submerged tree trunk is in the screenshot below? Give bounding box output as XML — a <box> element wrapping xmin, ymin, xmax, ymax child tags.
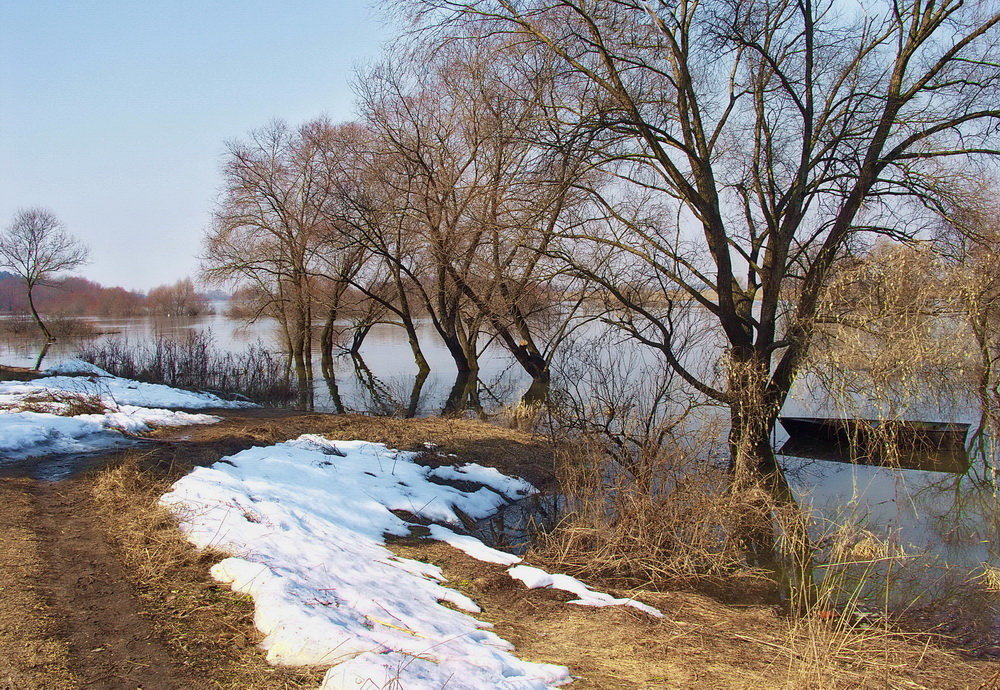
<box><xmin>442</xmin><ymin>369</ymin><xmax>476</xmax><ymax>415</ymax></box>
<box><xmin>349</xmin><ymin>323</ymin><xmax>375</xmax><ymax>356</ymax></box>
<box><xmin>403</xmin><ymin>318</ymin><xmax>430</xmax><ymax>375</ymax></box>
<box><xmin>406</xmin><ymin>368</ymin><xmax>429</xmax><ymax>418</ymax></box>
<box><xmin>320</xmin><ymin>306</ymin><xmax>338</xmax><ymax>381</ymax></box>
<box><xmin>440</xmin><ymin>332</ymin><xmax>473</xmax><ymax>375</ymax></box>
<box><xmin>33</xmin><ymin>341</ymin><xmax>52</xmax><ymax>372</ymax></box>
<box><xmin>520</xmin><ymin>377</ymin><xmax>550</xmax><ymax>407</ymax></box>
<box><xmin>324</xmin><ymin>372</ymin><xmax>345</xmax><ymax>414</ymax></box>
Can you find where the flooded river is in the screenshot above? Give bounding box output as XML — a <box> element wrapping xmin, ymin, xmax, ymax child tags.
<box><xmin>1</xmin><ymin>311</ymin><xmax>996</xmax><ymax>646</ymax></box>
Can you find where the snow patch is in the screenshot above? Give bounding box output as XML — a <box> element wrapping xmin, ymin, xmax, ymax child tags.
<box><xmin>161</xmin><ymin>437</ymin><xmax>572</xmax><ymax>688</ymax></box>
<box><xmin>43</xmin><ymin>359</ymin><xmax>112</xmax><ymax>377</ymax></box>
<box><xmin>427</xmin><ymin>524</ymin><xmax>523</xmax><ymax>566</ymax></box>
<box><xmin>430</xmin><ymin>462</ymin><xmax>537</xmax><ymax>498</ymax></box>
<box><xmin>0</xmin><ymin>373</ymin><xmax>228</xmax><ymax>459</ymax></box>
<box><xmin>0</xmin><ymin>375</ymin><xmax>253</xmax><ymax>410</ymax></box>
<box><xmin>507</xmin><ymin>565</ymin><xmax>663</xmax><ymax>617</ymax></box>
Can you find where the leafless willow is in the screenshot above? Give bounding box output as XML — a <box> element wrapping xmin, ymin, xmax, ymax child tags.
<box><xmin>398</xmin><ymin>0</ymin><xmax>1000</xmax><ymax>576</ymax></box>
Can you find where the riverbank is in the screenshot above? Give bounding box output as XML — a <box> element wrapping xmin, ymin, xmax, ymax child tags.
<box><xmin>0</xmin><ymin>405</ymin><xmax>995</xmax><ymax>687</ymax></box>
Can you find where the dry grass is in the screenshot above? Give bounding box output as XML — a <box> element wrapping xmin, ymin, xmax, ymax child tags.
<box><xmin>0</xmin><ymin>479</ymin><xmax>77</xmax><ymax>690</ymax></box>
<box><xmin>390</xmin><ymin>536</ymin><xmax>994</xmax><ymax>689</ymax></box>
<box><xmin>13</xmin><ymin>390</ymin><xmax>108</xmax><ymax>416</ymax></box>
<box><xmin>91</xmin><ymin>455</ymin><xmax>324</xmax><ymax>689</ymax></box>
<box><xmin>143</xmin><ymin>409</ymin><xmax>560</xmax><ymax>489</ymax></box>
<box><xmin>982</xmin><ymin>566</ymin><xmax>1000</xmax><ymax>593</ymax></box>
<box><xmin>529</xmin><ymin>440</ymin><xmax>772</xmax><ymax>600</ymax></box>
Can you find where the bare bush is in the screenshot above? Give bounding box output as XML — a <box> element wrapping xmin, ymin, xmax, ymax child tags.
<box><xmin>77</xmin><ymin>332</ymin><xmax>297</xmax><ymax>405</ymax></box>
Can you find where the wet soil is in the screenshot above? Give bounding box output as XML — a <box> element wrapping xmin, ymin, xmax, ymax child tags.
<box><xmin>0</xmin><ymin>477</ymin><xmax>193</xmax><ymax>689</ymax></box>
<box><xmin>29</xmin><ymin>480</ymin><xmax>195</xmax><ymax>689</ymax></box>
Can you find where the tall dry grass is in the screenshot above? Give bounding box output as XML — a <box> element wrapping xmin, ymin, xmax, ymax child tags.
<box><xmin>528</xmin><ymin>434</ymin><xmax>771</xmax><ymax>595</ymax></box>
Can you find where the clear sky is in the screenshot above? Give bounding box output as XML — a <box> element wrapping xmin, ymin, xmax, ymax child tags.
<box><xmin>0</xmin><ymin>1</ymin><xmax>389</xmax><ymax>291</ymax></box>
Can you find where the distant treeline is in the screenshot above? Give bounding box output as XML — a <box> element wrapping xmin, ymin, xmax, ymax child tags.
<box><xmin>0</xmin><ymin>273</ymin><xmax>225</xmax><ymax>318</ymax></box>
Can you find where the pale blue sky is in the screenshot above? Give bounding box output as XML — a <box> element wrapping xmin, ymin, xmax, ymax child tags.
<box><xmin>0</xmin><ymin>1</ymin><xmax>389</xmax><ymax>290</ymax></box>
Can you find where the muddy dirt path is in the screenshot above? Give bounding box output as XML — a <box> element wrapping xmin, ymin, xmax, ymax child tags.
<box><xmin>0</xmin><ymin>476</ymin><xmax>194</xmax><ymax>690</ymax></box>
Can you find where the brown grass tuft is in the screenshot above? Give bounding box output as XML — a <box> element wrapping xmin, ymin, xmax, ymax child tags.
<box><xmin>14</xmin><ymin>390</ymin><xmax>108</xmax><ymax>416</ymax></box>
<box><xmin>529</xmin><ymin>441</ymin><xmax>771</xmax><ymax>599</ymax></box>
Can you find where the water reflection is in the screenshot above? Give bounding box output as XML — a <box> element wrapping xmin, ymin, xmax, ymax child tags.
<box><xmin>33</xmin><ymin>341</ymin><xmax>51</xmax><ymax>371</ymax></box>
<box><xmin>0</xmin><ymin>314</ymin><xmax>534</xmax><ymax>416</ymax></box>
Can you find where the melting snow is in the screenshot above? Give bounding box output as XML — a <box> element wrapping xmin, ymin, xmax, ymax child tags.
<box><xmin>43</xmin><ymin>358</ymin><xmax>113</xmax><ymax>377</ymax></box>
<box><xmin>0</xmin><ymin>370</ymin><xmax>242</xmax><ymax>459</ymax></box>
<box><xmin>507</xmin><ymin>566</ymin><xmax>663</xmax><ymax>617</ymax></box>
<box><xmin>0</xmin><ymin>373</ymin><xmax>254</xmax><ymax>410</ymax></box>
<box><xmin>162</xmin><ymin>435</ymin><xmax>661</xmax><ymax>688</ymax></box>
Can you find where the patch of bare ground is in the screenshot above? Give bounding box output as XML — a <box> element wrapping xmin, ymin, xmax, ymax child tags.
<box><xmin>0</xmin><ymin>478</ymin><xmax>76</xmax><ymax>690</ymax></box>
<box><xmin>28</xmin><ymin>479</ymin><xmax>196</xmax><ymax>689</ymax></box>
<box><xmin>90</xmin><ymin>455</ymin><xmax>324</xmax><ymax>689</ymax></box>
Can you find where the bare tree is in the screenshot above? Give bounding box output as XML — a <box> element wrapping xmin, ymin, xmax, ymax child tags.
<box><xmin>347</xmin><ymin>40</ymin><xmax>605</xmax><ymax>411</ymax></box>
<box><xmin>407</xmin><ymin>0</ymin><xmax>1000</xmax><ymax>584</ymax></box>
<box><xmin>203</xmin><ymin>119</ymin><xmax>340</xmax><ymax>393</ymax></box>
<box><xmin>0</xmin><ymin>208</ymin><xmax>89</xmax><ymax>343</ymax></box>
<box><xmin>324</xmin><ymin>122</ymin><xmax>434</xmax><ymax>377</ymax></box>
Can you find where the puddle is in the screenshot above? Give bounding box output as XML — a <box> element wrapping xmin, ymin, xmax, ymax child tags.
<box><xmin>0</xmin><ymin>439</ymin><xmax>148</xmax><ymax>481</ymax></box>
<box><xmin>470</xmin><ymin>492</ymin><xmax>565</xmax><ymax>555</ymax></box>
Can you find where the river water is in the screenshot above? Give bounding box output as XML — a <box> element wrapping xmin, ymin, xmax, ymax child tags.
<box><xmin>1</xmin><ymin>311</ymin><xmax>997</xmax><ymax>645</ymax></box>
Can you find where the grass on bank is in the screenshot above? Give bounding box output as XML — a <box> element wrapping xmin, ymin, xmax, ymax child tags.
<box><xmin>84</xmin><ymin>410</ymin><xmax>995</xmax><ymax>689</ymax></box>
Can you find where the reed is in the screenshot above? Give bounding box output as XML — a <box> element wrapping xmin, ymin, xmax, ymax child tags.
<box><xmin>77</xmin><ymin>332</ymin><xmax>298</xmax><ymax>405</ymax></box>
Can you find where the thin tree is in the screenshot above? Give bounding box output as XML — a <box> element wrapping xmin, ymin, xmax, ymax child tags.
<box><xmin>0</xmin><ymin>208</ymin><xmax>89</xmax><ymax>343</ymax></box>
<box><xmin>204</xmin><ymin>119</ymin><xmax>339</xmax><ymax>396</ymax></box>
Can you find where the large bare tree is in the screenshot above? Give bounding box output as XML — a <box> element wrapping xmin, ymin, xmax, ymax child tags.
<box><xmin>406</xmin><ymin>0</ymin><xmax>1000</xmax><ymax>573</ymax></box>
<box><xmin>204</xmin><ymin>119</ymin><xmax>340</xmax><ymax>391</ymax></box>
<box><xmin>0</xmin><ymin>208</ymin><xmax>89</xmax><ymax>344</ymax></box>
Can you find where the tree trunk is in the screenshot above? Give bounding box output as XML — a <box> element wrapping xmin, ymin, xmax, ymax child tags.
<box><xmin>320</xmin><ymin>306</ymin><xmax>338</xmax><ymax>381</ymax></box>
<box><xmin>520</xmin><ymin>377</ymin><xmax>550</xmax><ymax>406</ymax></box>
<box><xmin>324</xmin><ymin>372</ymin><xmax>345</xmax><ymax>414</ymax></box>
<box><xmin>26</xmin><ymin>286</ymin><xmax>53</xmax><ymax>343</ymax></box>
<box><xmin>33</xmin><ymin>341</ymin><xmax>52</xmax><ymax>372</ymax></box>
<box><xmin>728</xmin><ymin>398</ymin><xmax>816</xmax><ymax>611</ymax></box>
<box><xmin>402</xmin><ymin>318</ymin><xmax>430</xmax><ymax>375</ymax></box>
<box><xmin>724</xmin><ymin>347</ymin><xmax>816</xmax><ymax>610</ymax></box>
<box><xmin>443</xmin><ymin>369</ymin><xmax>474</xmax><ymax>414</ymax></box>
<box><xmin>406</xmin><ymin>368</ymin><xmax>429</xmax><ymax>418</ymax></box>
<box><xmin>441</xmin><ymin>332</ymin><xmax>472</xmax><ymax>375</ymax></box>
<box><xmin>349</xmin><ymin>323</ymin><xmax>374</xmax><ymax>355</ymax></box>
